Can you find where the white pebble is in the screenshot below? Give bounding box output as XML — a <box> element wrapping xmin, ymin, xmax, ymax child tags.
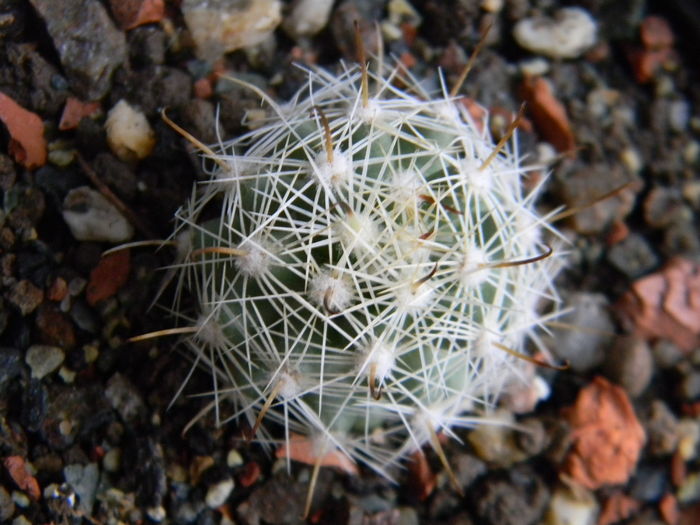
<box><xmin>282</xmin><ymin>0</ymin><xmax>333</xmax><ymax>39</ymax></box>
<box><xmin>105</xmin><ymin>100</ymin><xmax>155</xmax><ymax>162</ymax></box>
<box><xmin>183</xmin><ymin>0</ymin><xmax>281</xmax><ymax>61</ymax></box>
<box><xmin>25</xmin><ymin>345</ymin><xmax>64</xmax><ymax>379</ymax></box>
<box><xmin>514</xmin><ymin>7</ymin><xmax>597</xmax><ymax>59</ymax></box>
<box><xmin>481</xmin><ymin>0</ymin><xmax>504</xmax><ymax>13</ymax></box>
<box><xmin>205</xmin><ymin>478</ymin><xmax>234</xmax><ymax>508</ymax></box>
<box><xmin>546</xmin><ymin>484</ymin><xmax>598</xmax><ymax>525</ymax></box>
<box><xmin>62</xmin><ymin>186</ymin><xmax>134</xmax><ymax>243</ymax></box>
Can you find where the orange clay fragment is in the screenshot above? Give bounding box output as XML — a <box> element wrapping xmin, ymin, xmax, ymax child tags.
<box><xmin>520</xmin><ymin>76</ymin><xmax>575</xmax><ymax>153</ymax></box>
<box><xmin>598</xmin><ymin>491</ymin><xmax>640</xmax><ymax>525</ymax></box>
<box><xmin>109</xmin><ymin>0</ymin><xmax>165</xmax><ymax>30</ymax></box>
<box><xmin>276</xmin><ymin>433</ymin><xmax>359</xmax><ymax>476</ymax></box>
<box><xmin>59</xmin><ymin>97</ymin><xmax>101</xmax><ymax>131</ymax></box>
<box><xmin>616</xmin><ymin>258</ymin><xmax>700</xmax><ymax>352</ymax></box>
<box><xmin>4</xmin><ymin>456</ymin><xmax>41</xmax><ymax>500</ymax></box>
<box><xmin>0</xmin><ymin>91</ymin><xmax>47</xmax><ymax>169</ymax></box>
<box><xmin>86</xmin><ymin>250</ymin><xmax>131</xmax><ymax>306</ymax></box>
<box><xmin>563</xmin><ymin>376</ymin><xmax>645</xmax><ymax>490</ymax></box>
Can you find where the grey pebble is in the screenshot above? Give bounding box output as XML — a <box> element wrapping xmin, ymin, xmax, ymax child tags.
<box><xmin>607</xmin><ymin>233</ymin><xmax>658</xmax><ymax>279</ymax></box>
<box><xmin>25</xmin><ymin>345</ymin><xmax>64</xmax><ymax>380</ymax></box>
<box><xmin>549</xmin><ymin>292</ymin><xmax>614</xmax><ymax>372</ymax></box>
<box><xmin>105</xmin><ymin>373</ymin><xmax>146</xmax><ymax>423</ymax></box>
<box><xmin>63</xmin><ymin>462</ymin><xmax>99</xmax><ymax>516</ymax></box>
<box><xmin>27</xmin><ymin>0</ymin><xmax>126</xmax><ymax>100</ymax></box>
<box><xmin>0</xmin><ymin>485</ymin><xmax>15</xmax><ymax>522</ymax></box>
<box><xmin>603</xmin><ymin>335</ymin><xmax>653</xmax><ymax>397</ymax></box>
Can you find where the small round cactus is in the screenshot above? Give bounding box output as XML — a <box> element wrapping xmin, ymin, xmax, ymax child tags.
<box><xmin>166</xmin><ymin>52</ymin><xmax>561</xmax><ymax>483</ymax></box>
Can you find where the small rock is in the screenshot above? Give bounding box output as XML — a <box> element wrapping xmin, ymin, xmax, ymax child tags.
<box><xmin>105</xmin><ymin>373</ymin><xmax>146</xmax><ymax>423</ymax></box>
<box><xmin>35</xmin><ymin>304</ymin><xmax>76</xmax><ymax>349</ymax></box>
<box><xmin>549</xmin><ymin>293</ymin><xmax>614</xmax><ymax>372</ymax></box>
<box><xmin>545</xmin><ymin>483</ymin><xmax>598</xmax><ymax>525</ymax></box>
<box><xmin>128</xmin><ymin>26</ymin><xmax>167</xmax><ymax>66</ymax></box>
<box><xmin>644</xmin><ymin>186</ymin><xmax>684</xmax><ymax>229</ymax></box>
<box><xmin>0</xmin><ymin>485</ymin><xmax>14</xmax><ymax>522</ymax></box>
<box><xmin>607</xmin><ymin>233</ymin><xmax>658</xmax><ymax>279</ymax></box>
<box><xmin>645</xmin><ymin>400</ymin><xmax>680</xmax><ymax>456</ymax></box>
<box><xmin>28</xmin><ymin>0</ymin><xmax>126</xmax><ymax>100</ymax></box>
<box><xmin>182</xmin><ymin>0</ymin><xmax>282</xmax><ymax>61</ymax></box>
<box><xmin>629</xmin><ymin>465</ymin><xmax>668</xmax><ymax>502</ymax></box>
<box><xmin>0</xmin><ymin>348</ymin><xmax>23</xmax><ymax>394</ymax></box>
<box><xmin>7</xmin><ymin>279</ymin><xmax>44</xmax><ymax>316</ymax></box>
<box><xmin>513</xmin><ymin>7</ymin><xmax>597</xmax><ymax>59</ymax></box>
<box><xmin>603</xmin><ymin>335</ymin><xmax>653</xmax><ymax>397</ymax></box>
<box><xmin>473</xmin><ymin>465</ymin><xmax>549</xmax><ymax>525</ymax></box>
<box><xmin>283</xmin><ymin>0</ymin><xmax>334</xmax><ymax>39</ymax></box>
<box><xmin>205</xmin><ymin>478</ymin><xmax>234</xmax><ymax>508</ymax></box>
<box><xmin>62</xmin><ymin>186</ymin><xmax>134</xmax><ymax>243</ymax></box>
<box><xmin>25</xmin><ymin>345</ymin><xmax>64</xmax><ymax>379</ymax></box>
<box><xmin>105</xmin><ymin>100</ymin><xmax>156</xmax><ymax>162</ymax></box>
<box><xmin>63</xmin><ymin>463</ymin><xmax>99</xmax><ymax>516</ymax></box>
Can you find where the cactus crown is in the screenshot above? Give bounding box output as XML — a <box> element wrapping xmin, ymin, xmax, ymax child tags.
<box><xmin>167</xmin><ymin>54</ymin><xmax>561</xmax><ymax>480</ymax></box>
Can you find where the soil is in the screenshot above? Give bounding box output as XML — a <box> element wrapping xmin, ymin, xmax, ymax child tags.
<box><xmin>1</xmin><ymin>1</ymin><xmax>699</xmax><ymax>524</ymax></box>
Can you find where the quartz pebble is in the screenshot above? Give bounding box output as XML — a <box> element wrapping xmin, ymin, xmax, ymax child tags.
<box><xmin>205</xmin><ymin>478</ymin><xmax>234</xmax><ymax>508</ymax></box>
<box><xmin>282</xmin><ymin>0</ymin><xmax>334</xmax><ymax>39</ymax></box>
<box><xmin>25</xmin><ymin>345</ymin><xmax>64</xmax><ymax>379</ymax></box>
<box><xmin>182</xmin><ymin>0</ymin><xmax>282</xmax><ymax>61</ymax></box>
<box><xmin>105</xmin><ymin>100</ymin><xmax>156</xmax><ymax>162</ymax></box>
<box><xmin>62</xmin><ymin>187</ymin><xmax>134</xmax><ymax>243</ymax></box>
<box><xmin>514</xmin><ymin>7</ymin><xmax>597</xmax><ymax>59</ymax></box>
<box><xmin>546</xmin><ymin>484</ymin><xmax>598</xmax><ymax>525</ymax></box>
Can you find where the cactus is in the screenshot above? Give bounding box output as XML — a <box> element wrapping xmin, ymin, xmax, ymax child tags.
<box><xmin>165</xmin><ymin>54</ymin><xmax>561</xmax><ymax>486</ymax></box>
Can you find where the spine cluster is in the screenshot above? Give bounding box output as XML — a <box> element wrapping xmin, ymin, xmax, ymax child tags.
<box><xmin>168</xmin><ymin>59</ymin><xmax>561</xmax><ymax>478</ymax></box>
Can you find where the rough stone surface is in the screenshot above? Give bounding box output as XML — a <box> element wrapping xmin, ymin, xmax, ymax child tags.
<box><xmin>182</xmin><ymin>0</ymin><xmax>282</xmax><ymax>61</ymax></box>
<box><xmin>62</xmin><ymin>186</ymin><xmax>134</xmax><ymax>243</ymax></box>
<box><xmin>25</xmin><ymin>344</ymin><xmax>64</xmax><ymax>379</ymax></box>
<box><xmin>28</xmin><ymin>0</ymin><xmax>127</xmax><ymax>100</ymax></box>
<box><xmin>514</xmin><ymin>7</ymin><xmax>597</xmax><ymax>59</ymax></box>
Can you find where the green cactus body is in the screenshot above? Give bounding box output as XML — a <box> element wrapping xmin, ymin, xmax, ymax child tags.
<box><xmin>172</xmin><ymin>61</ymin><xmax>560</xmax><ymax>476</ymax></box>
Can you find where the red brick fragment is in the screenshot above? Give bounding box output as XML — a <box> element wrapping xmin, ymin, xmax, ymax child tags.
<box><xmin>563</xmin><ymin>377</ymin><xmax>645</xmax><ymax>490</ymax></box>
<box><xmin>86</xmin><ymin>250</ymin><xmax>131</xmax><ymax>306</ymax></box>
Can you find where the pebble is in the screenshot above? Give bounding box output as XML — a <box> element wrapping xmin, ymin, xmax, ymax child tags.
<box><xmin>7</xmin><ymin>279</ymin><xmax>44</xmax><ymax>316</ymax></box>
<box><xmin>282</xmin><ymin>0</ymin><xmax>334</xmax><ymax>39</ymax></box>
<box><xmin>629</xmin><ymin>465</ymin><xmax>668</xmax><ymax>502</ymax></box>
<box><xmin>62</xmin><ymin>186</ymin><xmax>134</xmax><ymax>243</ymax></box>
<box><xmin>27</xmin><ymin>0</ymin><xmax>126</xmax><ymax>100</ymax></box>
<box><xmin>182</xmin><ymin>0</ymin><xmax>282</xmax><ymax>61</ymax></box>
<box><xmin>103</xmin><ymin>448</ymin><xmax>121</xmax><ymax>472</ymax></box>
<box><xmin>128</xmin><ymin>26</ymin><xmax>167</xmax><ymax>66</ymax></box>
<box><xmin>644</xmin><ymin>186</ymin><xmax>684</xmax><ymax>229</ymax></box>
<box><xmin>603</xmin><ymin>335</ymin><xmax>653</xmax><ymax>397</ymax></box>
<box><xmin>0</xmin><ymin>486</ymin><xmax>14</xmax><ymax>522</ymax></box>
<box><xmin>226</xmin><ymin>449</ymin><xmax>244</xmax><ymax>468</ymax></box>
<box><xmin>513</xmin><ymin>7</ymin><xmax>597</xmax><ymax>59</ymax></box>
<box><xmin>677</xmin><ymin>419</ymin><xmax>700</xmax><ymax>460</ymax></box>
<box><xmin>105</xmin><ymin>100</ymin><xmax>156</xmax><ymax>162</ymax></box>
<box><xmin>105</xmin><ymin>373</ymin><xmax>146</xmax><ymax>423</ymax></box>
<box><xmin>25</xmin><ymin>345</ymin><xmax>64</xmax><ymax>380</ymax></box>
<box><xmin>0</xmin><ymin>347</ymin><xmax>22</xmax><ymax>394</ymax></box>
<box><xmin>12</xmin><ymin>515</ymin><xmax>31</xmax><ymax>525</ymax></box>
<box><xmin>645</xmin><ymin>400</ymin><xmax>680</xmax><ymax>456</ymax></box>
<box><xmin>474</xmin><ymin>465</ymin><xmax>549</xmax><ymax>525</ymax></box>
<box><xmin>545</xmin><ymin>484</ymin><xmax>598</xmax><ymax>525</ymax></box>
<box><xmin>64</xmin><ymin>463</ymin><xmax>99</xmax><ymax>516</ymax></box>
<box><xmin>677</xmin><ymin>472</ymin><xmax>700</xmax><ymax>504</ymax></box>
<box><xmin>11</xmin><ymin>491</ymin><xmax>29</xmax><ymax>508</ymax></box>
<box><xmin>549</xmin><ymin>293</ymin><xmax>614</xmax><ymax>372</ymax></box>
<box><xmin>205</xmin><ymin>478</ymin><xmax>234</xmax><ymax>508</ymax></box>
